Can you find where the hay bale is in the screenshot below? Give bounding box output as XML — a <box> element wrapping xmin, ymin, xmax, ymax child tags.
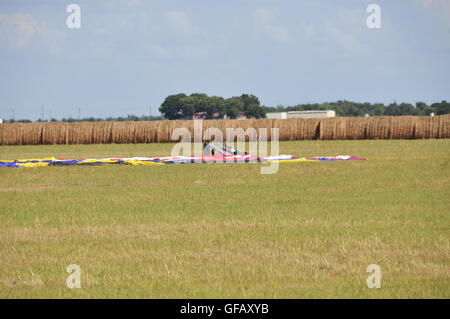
<box><xmin>438</xmin><ymin>114</ymin><xmax>450</xmax><ymax>138</ymax></box>
<box><xmin>366</xmin><ymin>116</ymin><xmax>391</xmax><ymax>139</ymax></box>
<box><xmin>345</xmin><ymin>117</ymin><xmax>367</xmax><ymax>140</ymax></box>
<box><xmin>2</xmin><ymin>123</ymin><xmax>22</xmax><ymax>145</ymax></box>
<box><xmin>319</xmin><ymin>118</ymin><xmax>343</xmax><ymax>140</ymax></box>
<box><xmin>1</xmin><ymin>115</ymin><xmax>448</xmax><ymax>145</ymax></box>
<box><xmin>413</xmin><ymin>116</ymin><xmax>438</xmax><ymax>139</ymax></box>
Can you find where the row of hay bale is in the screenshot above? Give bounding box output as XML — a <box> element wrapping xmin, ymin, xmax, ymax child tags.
<box><xmin>0</xmin><ymin>115</ymin><xmax>448</xmax><ymax>145</ymax></box>
<box><xmin>317</xmin><ymin>115</ymin><xmax>450</xmax><ymax>140</ymax></box>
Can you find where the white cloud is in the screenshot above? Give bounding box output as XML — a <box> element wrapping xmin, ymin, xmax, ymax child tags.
<box><xmin>0</xmin><ymin>13</ymin><xmax>64</xmax><ymax>54</ymax></box>
<box><xmin>305</xmin><ymin>24</ymin><xmax>316</xmax><ymax>39</ymax></box>
<box><xmin>165</xmin><ymin>11</ymin><xmax>206</xmax><ymax>41</ymax></box>
<box><xmin>325</xmin><ymin>8</ymin><xmax>372</xmax><ymax>53</ymax></box>
<box><xmin>420</xmin><ymin>0</ymin><xmax>450</xmax><ymax>9</ymax></box>
<box><xmin>104</xmin><ymin>0</ymin><xmax>145</xmax><ymax>8</ymax></box>
<box><xmin>146</xmin><ymin>44</ymin><xmax>208</xmax><ymax>60</ymax></box>
<box><xmin>266</xmin><ymin>25</ymin><xmax>290</xmax><ymax>42</ymax></box>
<box><xmin>0</xmin><ymin>13</ymin><xmax>41</xmax><ymax>48</ymax></box>
<box><xmin>252</xmin><ymin>8</ymin><xmax>291</xmax><ymax>43</ymax></box>
<box><xmin>253</xmin><ymin>7</ymin><xmax>275</xmax><ymax>25</ymax></box>
<box><xmin>147</xmin><ymin>44</ymin><xmax>172</xmax><ymax>58</ymax></box>
<box><xmin>179</xmin><ymin>45</ymin><xmax>208</xmax><ymax>59</ymax></box>
<box><xmin>419</xmin><ymin>0</ymin><xmax>450</xmax><ymax>29</ymax></box>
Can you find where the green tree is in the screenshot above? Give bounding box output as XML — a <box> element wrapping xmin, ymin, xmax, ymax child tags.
<box><xmin>159</xmin><ymin>93</ymin><xmax>188</xmax><ymax>119</ymax></box>
<box><xmin>415</xmin><ymin>102</ymin><xmax>430</xmax><ymax>115</ymax></box>
<box><xmin>431</xmin><ymin>101</ymin><xmax>450</xmax><ymax>115</ymax></box>
<box><xmin>246</xmin><ymin>104</ymin><xmax>266</xmax><ymax>118</ymax></box>
<box><xmin>240</xmin><ymin>94</ymin><xmax>260</xmax><ymax>112</ymax></box>
<box><xmin>224</xmin><ymin>97</ymin><xmax>244</xmax><ymax>119</ymax></box>
<box><xmin>208</xmin><ymin>96</ymin><xmax>225</xmax><ymax>118</ymax></box>
<box><xmin>385</xmin><ymin>103</ymin><xmax>401</xmax><ymax>116</ymax></box>
<box><xmin>371</xmin><ymin>103</ymin><xmax>385</xmax><ymax>115</ymax></box>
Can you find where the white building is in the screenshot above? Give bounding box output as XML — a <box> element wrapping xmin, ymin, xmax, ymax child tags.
<box><xmin>0</xmin><ymin>118</ymin><xmax>3</xmax><ymax>124</ymax></box>
<box><xmin>266</xmin><ymin>110</ymin><xmax>336</xmax><ymax>119</ymax></box>
<box><xmin>266</xmin><ymin>112</ymin><xmax>288</xmax><ymax>119</ymax></box>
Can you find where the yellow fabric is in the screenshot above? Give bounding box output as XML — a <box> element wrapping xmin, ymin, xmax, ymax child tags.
<box><xmin>123</xmin><ymin>160</ymin><xmax>165</xmax><ymax>165</ymax></box>
<box><xmin>2</xmin><ymin>157</ymin><xmax>315</xmax><ymax>167</ymax></box>
<box><xmin>15</xmin><ymin>157</ymin><xmax>56</xmax><ymax>162</ymax></box>
<box><xmin>17</xmin><ymin>162</ymin><xmax>50</xmax><ymax>167</ymax></box>
<box><xmin>274</xmin><ymin>158</ymin><xmax>316</xmax><ymax>163</ymax></box>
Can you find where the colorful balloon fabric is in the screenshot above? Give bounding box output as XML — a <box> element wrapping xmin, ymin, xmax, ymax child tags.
<box><xmin>0</xmin><ymin>155</ymin><xmax>366</xmax><ymax>168</ymax></box>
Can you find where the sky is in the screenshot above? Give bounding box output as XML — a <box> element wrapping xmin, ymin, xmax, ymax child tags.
<box><xmin>0</xmin><ymin>0</ymin><xmax>449</xmax><ymax>120</ymax></box>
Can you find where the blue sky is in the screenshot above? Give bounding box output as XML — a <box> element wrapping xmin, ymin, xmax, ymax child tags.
<box><xmin>0</xmin><ymin>0</ymin><xmax>449</xmax><ymax>120</ymax></box>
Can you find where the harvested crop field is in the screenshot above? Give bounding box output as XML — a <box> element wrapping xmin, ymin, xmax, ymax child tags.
<box><xmin>0</xmin><ymin>140</ymin><xmax>449</xmax><ymax>298</ymax></box>
<box><xmin>1</xmin><ymin>115</ymin><xmax>449</xmax><ymax>145</ymax></box>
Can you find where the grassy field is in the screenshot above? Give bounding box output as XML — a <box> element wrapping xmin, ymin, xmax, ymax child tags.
<box><xmin>0</xmin><ymin>140</ymin><xmax>449</xmax><ymax>298</ymax></box>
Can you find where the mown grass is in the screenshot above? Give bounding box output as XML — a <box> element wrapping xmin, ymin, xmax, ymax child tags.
<box><xmin>0</xmin><ymin>140</ymin><xmax>449</xmax><ymax>298</ymax></box>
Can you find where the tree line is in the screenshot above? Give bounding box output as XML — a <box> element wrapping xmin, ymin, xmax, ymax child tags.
<box><xmin>159</xmin><ymin>94</ymin><xmax>449</xmax><ymax>119</ymax></box>
<box><xmin>2</xmin><ymin>95</ymin><xmax>449</xmax><ymax>123</ymax></box>
<box><xmin>159</xmin><ymin>93</ymin><xmax>266</xmax><ymax>120</ymax></box>
<box><xmin>265</xmin><ymin>100</ymin><xmax>450</xmax><ymax>117</ymax></box>
<box><xmin>6</xmin><ymin>115</ymin><xmax>164</xmax><ymax>124</ymax></box>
